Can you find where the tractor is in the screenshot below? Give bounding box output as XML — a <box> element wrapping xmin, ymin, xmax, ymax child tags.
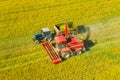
<box><xmin>42</xmin><ymin>22</ymin><xmax>85</xmax><ymax>64</ymax></box>
<box><xmin>33</xmin><ymin>28</ymin><xmax>52</xmax><ymax>44</ymax></box>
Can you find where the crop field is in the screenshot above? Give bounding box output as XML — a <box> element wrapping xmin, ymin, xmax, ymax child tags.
<box><xmin>0</xmin><ymin>0</ymin><xmax>120</xmax><ymax>80</ymax></box>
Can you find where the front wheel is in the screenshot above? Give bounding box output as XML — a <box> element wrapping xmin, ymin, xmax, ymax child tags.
<box><xmin>61</xmin><ymin>52</ymin><xmax>71</xmax><ymax>59</ymax></box>
<box><xmin>35</xmin><ymin>40</ymin><xmax>40</xmax><ymax>44</ymax></box>
<box><xmin>76</xmin><ymin>50</ymin><xmax>82</xmax><ymax>55</ymax></box>
<box><xmin>82</xmin><ymin>47</ymin><xmax>86</xmax><ymax>52</ymax></box>
<box><xmin>32</xmin><ymin>36</ymin><xmax>36</xmax><ymax>41</ymax></box>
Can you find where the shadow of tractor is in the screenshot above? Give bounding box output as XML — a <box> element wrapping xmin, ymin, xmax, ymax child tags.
<box><xmin>77</xmin><ymin>25</ymin><xmax>96</xmax><ymax>51</ymax></box>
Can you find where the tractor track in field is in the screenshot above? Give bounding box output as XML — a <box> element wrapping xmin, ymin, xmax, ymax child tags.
<box><xmin>0</xmin><ymin>56</ymin><xmax>48</xmax><ymax>71</ymax></box>
<box><xmin>1</xmin><ymin>1</ymin><xmax>88</xmax><ymax>14</ymax></box>
<box><xmin>1</xmin><ymin>17</ymin><xmax>120</xmax><ymax>72</ymax></box>
<box><xmin>0</xmin><ymin>0</ymin><xmax>7</xmax><ymax>2</ymax></box>
<box><xmin>0</xmin><ymin>0</ymin><xmax>120</xmax><ymax>79</ymax></box>
<box><xmin>0</xmin><ymin>51</ymin><xmax>43</xmax><ymax>63</ymax></box>
<box><xmin>0</xmin><ymin>38</ymin><xmax>120</xmax><ymax>72</ymax></box>
<box><xmin>69</xmin><ymin>63</ymin><xmax>120</xmax><ymax>79</ymax></box>
<box><xmin>1</xmin><ymin>0</ymin><xmax>120</xmax><ymax>15</ymax></box>
<box><xmin>0</xmin><ymin>57</ymin><xmax>120</xmax><ymax>79</ymax></box>
<box><xmin>0</xmin><ymin>50</ymin><xmax>120</xmax><ymax>73</ymax></box>
<box><xmin>0</xmin><ymin>50</ymin><xmax>47</xmax><ymax>68</ymax></box>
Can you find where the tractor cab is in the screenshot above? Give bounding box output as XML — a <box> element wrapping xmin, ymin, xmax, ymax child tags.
<box><xmin>33</xmin><ymin>28</ymin><xmax>52</xmax><ymax>44</ymax></box>
<box><xmin>41</xmin><ymin>28</ymin><xmax>51</xmax><ymax>37</ymax></box>
<box><xmin>41</xmin><ymin>28</ymin><xmax>52</xmax><ymax>41</ymax></box>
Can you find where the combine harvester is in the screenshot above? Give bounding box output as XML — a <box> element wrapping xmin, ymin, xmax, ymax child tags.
<box><xmin>41</xmin><ymin>22</ymin><xmax>85</xmax><ymax>64</ymax></box>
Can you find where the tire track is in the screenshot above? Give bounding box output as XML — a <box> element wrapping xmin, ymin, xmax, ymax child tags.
<box><xmin>1</xmin><ymin>0</ymin><xmax>120</xmax><ymax>15</ymax></box>
<box><xmin>0</xmin><ymin>56</ymin><xmax>48</xmax><ymax>71</ymax></box>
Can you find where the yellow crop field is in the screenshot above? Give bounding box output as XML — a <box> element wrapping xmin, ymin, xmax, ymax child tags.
<box><xmin>0</xmin><ymin>0</ymin><xmax>120</xmax><ymax>80</ymax></box>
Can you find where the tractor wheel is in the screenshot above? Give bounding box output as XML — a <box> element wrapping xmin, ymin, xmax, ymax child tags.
<box><xmin>82</xmin><ymin>47</ymin><xmax>86</xmax><ymax>52</ymax></box>
<box><xmin>45</xmin><ymin>37</ymin><xmax>52</xmax><ymax>42</ymax></box>
<box><xmin>35</xmin><ymin>40</ymin><xmax>40</xmax><ymax>44</ymax></box>
<box><xmin>32</xmin><ymin>36</ymin><xmax>36</xmax><ymax>41</ymax></box>
<box><xmin>61</xmin><ymin>52</ymin><xmax>71</xmax><ymax>59</ymax></box>
<box><xmin>76</xmin><ymin>50</ymin><xmax>82</xmax><ymax>55</ymax></box>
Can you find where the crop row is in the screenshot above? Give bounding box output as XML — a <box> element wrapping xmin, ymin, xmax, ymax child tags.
<box><xmin>0</xmin><ymin>0</ymin><xmax>120</xmax><ymax>79</ymax></box>
<box><xmin>1</xmin><ymin>4</ymin><xmax>120</xmax><ymax>39</ymax></box>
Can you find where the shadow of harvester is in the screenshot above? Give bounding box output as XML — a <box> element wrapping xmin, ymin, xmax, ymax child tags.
<box><xmin>77</xmin><ymin>25</ymin><xmax>96</xmax><ymax>51</ymax></box>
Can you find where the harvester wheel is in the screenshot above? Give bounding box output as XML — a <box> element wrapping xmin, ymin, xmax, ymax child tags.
<box><xmin>76</xmin><ymin>50</ymin><xmax>82</xmax><ymax>55</ymax></box>
<box><xmin>82</xmin><ymin>47</ymin><xmax>86</xmax><ymax>51</ymax></box>
<box><xmin>55</xmin><ymin>44</ymin><xmax>61</xmax><ymax>50</ymax></box>
<box><xmin>61</xmin><ymin>52</ymin><xmax>70</xmax><ymax>59</ymax></box>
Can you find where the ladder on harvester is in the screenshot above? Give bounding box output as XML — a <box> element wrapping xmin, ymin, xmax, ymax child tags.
<box><xmin>42</xmin><ymin>42</ymin><xmax>62</xmax><ymax>64</ymax></box>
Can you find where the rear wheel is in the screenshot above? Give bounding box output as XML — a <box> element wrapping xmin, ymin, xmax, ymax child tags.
<box><xmin>35</xmin><ymin>40</ymin><xmax>40</xmax><ymax>44</ymax></box>
<box><xmin>32</xmin><ymin>36</ymin><xmax>36</xmax><ymax>41</ymax></box>
<box><xmin>82</xmin><ymin>47</ymin><xmax>86</xmax><ymax>51</ymax></box>
<box><xmin>76</xmin><ymin>50</ymin><xmax>82</xmax><ymax>55</ymax></box>
<box><xmin>61</xmin><ymin>52</ymin><xmax>71</xmax><ymax>59</ymax></box>
<box><xmin>45</xmin><ymin>37</ymin><xmax>52</xmax><ymax>42</ymax></box>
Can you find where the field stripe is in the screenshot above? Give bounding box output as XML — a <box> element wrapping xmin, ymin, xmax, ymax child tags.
<box><xmin>1</xmin><ymin>0</ymin><xmax>120</xmax><ymax>15</ymax></box>
<box><xmin>0</xmin><ymin>56</ymin><xmax>48</xmax><ymax>71</ymax></box>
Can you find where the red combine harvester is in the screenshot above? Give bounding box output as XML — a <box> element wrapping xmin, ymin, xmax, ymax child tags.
<box><xmin>42</xmin><ymin>22</ymin><xmax>85</xmax><ymax>64</ymax></box>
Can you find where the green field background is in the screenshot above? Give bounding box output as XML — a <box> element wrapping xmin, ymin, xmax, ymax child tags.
<box><xmin>0</xmin><ymin>0</ymin><xmax>120</xmax><ymax>80</ymax></box>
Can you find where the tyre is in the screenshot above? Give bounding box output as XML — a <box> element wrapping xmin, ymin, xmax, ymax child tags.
<box><xmin>35</xmin><ymin>40</ymin><xmax>40</xmax><ymax>44</ymax></box>
<box><xmin>32</xmin><ymin>36</ymin><xmax>36</xmax><ymax>41</ymax></box>
<box><xmin>45</xmin><ymin>37</ymin><xmax>52</xmax><ymax>42</ymax></box>
<box><xmin>76</xmin><ymin>50</ymin><xmax>82</xmax><ymax>55</ymax></box>
<box><xmin>55</xmin><ymin>44</ymin><xmax>61</xmax><ymax>50</ymax></box>
<box><xmin>61</xmin><ymin>52</ymin><xmax>71</xmax><ymax>59</ymax></box>
<box><xmin>82</xmin><ymin>47</ymin><xmax>86</xmax><ymax>52</ymax></box>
